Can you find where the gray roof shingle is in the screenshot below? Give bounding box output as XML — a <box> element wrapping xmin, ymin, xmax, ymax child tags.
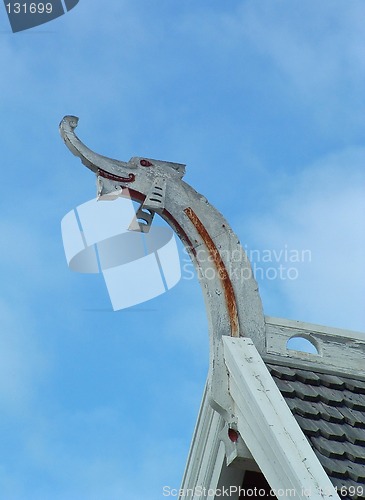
<box><xmin>267</xmin><ymin>363</ymin><xmax>365</xmax><ymax>499</ymax></box>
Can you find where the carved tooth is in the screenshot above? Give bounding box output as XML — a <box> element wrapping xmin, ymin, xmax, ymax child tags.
<box><xmin>128</xmin><ymin>205</ymin><xmax>155</xmax><ymax>233</ymax></box>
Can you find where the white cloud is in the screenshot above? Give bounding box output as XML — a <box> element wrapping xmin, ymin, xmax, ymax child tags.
<box><xmin>240</xmin><ymin>2</ymin><xmax>364</xmax><ymax>86</ymax></box>
<box><xmin>243</xmin><ymin>147</ymin><xmax>365</xmax><ymax>331</ymax></box>
<box><xmin>179</xmin><ymin>1</ymin><xmax>365</xmax><ymax>136</ymax></box>
<box><xmin>203</xmin><ymin>1</ymin><xmax>365</xmax><ymax>92</ymax></box>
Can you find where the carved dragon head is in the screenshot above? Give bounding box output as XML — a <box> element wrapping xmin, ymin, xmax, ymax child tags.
<box><xmin>59</xmin><ymin>115</ymin><xmax>186</xmax><ymax>231</ymax></box>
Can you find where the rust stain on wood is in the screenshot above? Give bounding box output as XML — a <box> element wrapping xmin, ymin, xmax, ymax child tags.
<box><xmin>184</xmin><ymin>207</ymin><xmax>239</xmax><ymax>337</ymax></box>
<box><xmin>163</xmin><ymin>209</ymin><xmax>197</xmax><ymax>258</ymax></box>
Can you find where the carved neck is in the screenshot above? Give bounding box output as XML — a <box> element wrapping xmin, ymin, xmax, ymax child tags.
<box><xmin>157</xmin><ymin>179</ymin><xmax>265</xmax><ymax>354</ymax></box>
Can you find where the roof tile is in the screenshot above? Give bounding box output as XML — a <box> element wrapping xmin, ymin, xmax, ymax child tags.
<box><xmin>346</xmin><ymin>461</ymin><xmax>365</xmax><ymax>482</ymax></box>
<box><xmin>313</xmin><ymin>448</ymin><xmax>348</xmax><ymax>478</ymax></box>
<box><xmin>319</xmin><ymin>420</ymin><xmax>347</xmax><ymax>441</ymax></box>
<box><xmin>295</xmin><ymin>369</ymin><xmax>321</xmax><ymax>385</ymax></box>
<box><xmin>344</xmin><ymin>380</ymin><xmax>365</xmax><ymax>395</ymax></box>
<box><xmin>316</xmin><ymin>386</ymin><xmax>345</xmax><ymax>406</ymax></box>
<box><xmin>268</xmin><ymin>362</ymin><xmax>365</xmax><ymax>496</ymax></box>
<box><xmin>316</xmin><ymin>401</ymin><xmax>345</xmax><ymax>423</ymax></box>
<box><xmin>343</xmin><ymin>390</ymin><xmax>365</xmax><ymax>411</ymax></box>
<box><xmin>293</xmin><ymin>380</ymin><xmax>321</xmax><ymax>402</ymax></box>
<box><xmin>272</xmin><ymin>377</ymin><xmax>296</xmax><ymax>397</ymax></box>
<box><xmin>266</xmin><ymin>364</ymin><xmax>297</xmax><ymax>381</ymax></box>
<box><xmin>319</xmin><ymin>373</ymin><xmax>346</xmax><ymax>390</ymax></box>
<box><xmin>311</xmin><ymin>435</ymin><xmax>346</xmax><ymax>459</ymax></box>
<box><xmin>290</xmin><ymin>398</ymin><xmax>321</xmax><ymax>419</ymax></box>
<box><xmin>338</xmin><ymin>406</ymin><xmax>365</xmax><ymax>428</ymax></box>
<box><xmin>344</xmin><ymin>424</ymin><xmax>365</xmax><ymax>445</ymax></box>
<box><xmin>294</xmin><ymin>415</ymin><xmax>320</xmax><ymax>436</ymax></box>
<box><xmin>343</xmin><ymin>442</ymin><xmax>365</xmax><ymax>464</ymax></box>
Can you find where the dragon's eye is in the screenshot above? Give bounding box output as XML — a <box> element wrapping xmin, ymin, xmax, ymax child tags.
<box><xmin>140</xmin><ymin>159</ymin><xmax>153</xmax><ymax>167</ymax></box>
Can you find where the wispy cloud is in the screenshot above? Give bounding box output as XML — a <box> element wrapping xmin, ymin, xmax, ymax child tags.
<box><xmin>243</xmin><ymin>147</ymin><xmax>365</xmax><ymax>331</ymax></box>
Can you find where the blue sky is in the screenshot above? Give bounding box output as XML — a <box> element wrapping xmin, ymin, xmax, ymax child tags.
<box><xmin>0</xmin><ymin>1</ymin><xmax>364</xmax><ymax>498</ymax></box>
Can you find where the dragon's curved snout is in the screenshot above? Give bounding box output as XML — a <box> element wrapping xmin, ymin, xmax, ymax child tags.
<box><xmin>59</xmin><ymin>115</ymin><xmax>79</xmax><ymax>134</ymax></box>
<box><xmin>59</xmin><ymin>115</ymin><xmax>129</xmax><ymax>176</ymax></box>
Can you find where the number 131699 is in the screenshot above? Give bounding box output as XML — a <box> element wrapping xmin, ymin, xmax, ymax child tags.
<box><xmin>6</xmin><ymin>3</ymin><xmax>53</xmax><ymax>14</ymax></box>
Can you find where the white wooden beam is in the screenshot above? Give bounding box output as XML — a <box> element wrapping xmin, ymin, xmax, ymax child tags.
<box><xmin>179</xmin><ymin>386</ymin><xmax>253</xmax><ymax>500</ymax></box>
<box><xmin>223</xmin><ymin>337</ymin><xmax>341</xmax><ymax>500</ymax></box>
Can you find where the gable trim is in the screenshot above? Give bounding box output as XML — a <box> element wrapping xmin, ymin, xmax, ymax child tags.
<box><xmin>223</xmin><ymin>336</ymin><xmax>341</xmax><ymax>500</ymax></box>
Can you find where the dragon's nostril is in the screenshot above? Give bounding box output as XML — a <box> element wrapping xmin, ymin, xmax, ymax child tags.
<box><xmin>140</xmin><ymin>159</ymin><xmax>153</xmax><ymax>167</ymax></box>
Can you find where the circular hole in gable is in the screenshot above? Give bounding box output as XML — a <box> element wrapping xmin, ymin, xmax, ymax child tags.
<box><xmin>286</xmin><ymin>335</ymin><xmax>319</xmax><ymax>355</ymax></box>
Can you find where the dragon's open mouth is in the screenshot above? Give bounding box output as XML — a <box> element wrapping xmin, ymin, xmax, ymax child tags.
<box><xmin>98</xmin><ymin>168</ymin><xmax>136</xmax><ymax>184</ymax></box>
